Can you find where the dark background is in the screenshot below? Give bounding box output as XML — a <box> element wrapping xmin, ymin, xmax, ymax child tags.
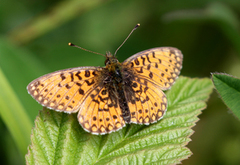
<box><xmin>0</xmin><ymin>0</ymin><xmax>240</xmax><ymax>164</ymax></box>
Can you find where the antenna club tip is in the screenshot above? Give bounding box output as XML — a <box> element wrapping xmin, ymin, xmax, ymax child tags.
<box><xmin>135</xmin><ymin>23</ymin><xmax>140</xmax><ymax>28</ymax></box>
<box><xmin>68</xmin><ymin>42</ymin><xmax>74</xmax><ymax>46</ymax></box>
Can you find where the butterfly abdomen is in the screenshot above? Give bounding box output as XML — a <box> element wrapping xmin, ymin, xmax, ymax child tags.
<box><xmin>108</xmin><ymin>64</ymin><xmax>131</xmax><ymax>123</ymax></box>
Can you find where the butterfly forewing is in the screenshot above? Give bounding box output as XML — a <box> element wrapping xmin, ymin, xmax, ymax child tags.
<box><xmin>27</xmin><ymin>67</ymin><xmax>103</xmax><ymax>113</ymax></box>
<box><xmin>123</xmin><ymin>47</ymin><xmax>183</xmax><ymax>90</ymax></box>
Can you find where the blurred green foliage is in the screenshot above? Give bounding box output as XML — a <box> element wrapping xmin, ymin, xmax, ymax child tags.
<box><xmin>0</xmin><ymin>0</ymin><xmax>240</xmax><ymax>164</ymax></box>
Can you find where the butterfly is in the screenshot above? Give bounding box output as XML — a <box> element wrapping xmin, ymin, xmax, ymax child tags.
<box><xmin>27</xmin><ymin>24</ymin><xmax>183</xmax><ymax>135</ymax></box>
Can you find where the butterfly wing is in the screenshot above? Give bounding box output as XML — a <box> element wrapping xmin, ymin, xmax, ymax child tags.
<box><xmin>122</xmin><ymin>47</ymin><xmax>183</xmax><ymax>124</ymax></box>
<box><xmin>27</xmin><ymin>67</ymin><xmax>105</xmax><ymax>113</ymax></box>
<box><xmin>78</xmin><ymin>85</ymin><xmax>125</xmax><ymax>134</ymax></box>
<box><xmin>123</xmin><ymin>76</ymin><xmax>167</xmax><ymax>124</ymax></box>
<box><xmin>27</xmin><ymin>66</ymin><xmax>125</xmax><ymax>134</ymax></box>
<box><xmin>123</xmin><ymin>47</ymin><xmax>183</xmax><ymax>90</ymax></box>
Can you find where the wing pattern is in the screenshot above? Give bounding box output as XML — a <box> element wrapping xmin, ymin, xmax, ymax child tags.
<box><xmin>28</xmin><ymin>66</ymin><xmax>125</xmax><ymax>134</ymax></box>
<box><xmin>123</xmin><ymin>47</ymin><xmax>183</xmax><ymax>90</ymax></box>
<box><xmin>122</xmin><ymin>47</ymin><xmax>183</xmax><ymax>124</ymax></box>
<box><xmin>28</xmin><ymin>67</ymin><xmax>102</xmax><ymax>113</ymax></box>
<box><xmin>78</xmin><ymin>86</ymin><xmax>125</xmax><ymax>134</ymax></box>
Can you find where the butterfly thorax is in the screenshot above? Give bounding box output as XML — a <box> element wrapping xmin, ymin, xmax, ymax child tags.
<box><xmin>105</xmin><ymin>52</ymin><xmax>124</xmax><ymax>84</ymax></box>
<box><xmin>104</xmin><ymin>52</ymin><xmax>131</xmax><ymax>123</ymax></box>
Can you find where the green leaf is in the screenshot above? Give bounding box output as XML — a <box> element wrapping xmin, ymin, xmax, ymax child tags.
<box><xmin>212</xmin><ymin>73</ymin><xmax>240</xmax><ymax>120</ymax></box>
<box><xmin>26</xmin><ymin>77</ymin><xmax>213</xmax><ymax>165</ymax></box>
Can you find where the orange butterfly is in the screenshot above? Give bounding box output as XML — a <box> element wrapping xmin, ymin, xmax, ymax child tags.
<box><xmin>27</xmin><ymin>24</ymin><xmax>183</xmax><ymax>135</ymax></box>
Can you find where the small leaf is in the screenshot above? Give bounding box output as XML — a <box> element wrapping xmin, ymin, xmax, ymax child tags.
<box><xmin>26</xmin><ymin>77</ymin><xmax>213</xmax><ymax>165</ymax></box>
<box><xmin>212</xmin><ymin>73</ymin><xmax>240</xmax><ymax>120</ymax></box>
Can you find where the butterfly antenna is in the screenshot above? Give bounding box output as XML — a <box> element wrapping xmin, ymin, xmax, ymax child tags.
<box><xmin>68</xmin><ymin>43</ymin><xmax>106</xmax><ymax>57</ymax></box>
<box><xmin>114</xmin><ymin>23</ymin><xmax>140</xmax><ymax>57</ymax></box>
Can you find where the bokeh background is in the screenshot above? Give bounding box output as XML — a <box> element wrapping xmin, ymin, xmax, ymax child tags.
<box><xmin>1</xmin><ymin>0</ymin><xmax>240</xmax><ymax>164</ymax></box>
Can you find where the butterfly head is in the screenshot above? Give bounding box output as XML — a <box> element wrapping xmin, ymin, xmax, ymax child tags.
<box><xmin>105</xmin><ymin>51</ymin><xmax>119</xmax><ymax>66</ymax></box>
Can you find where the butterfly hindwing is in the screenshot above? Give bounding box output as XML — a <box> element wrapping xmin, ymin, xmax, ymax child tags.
<box><xmin>122</xmin><ymin>71</ymin><xmax>167</xmax><ymax>124</ymax></box>
<box><xmin>78</xmin><ymin>86</ymin><xmax>125</xmax><ymax>134</ymax></box>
